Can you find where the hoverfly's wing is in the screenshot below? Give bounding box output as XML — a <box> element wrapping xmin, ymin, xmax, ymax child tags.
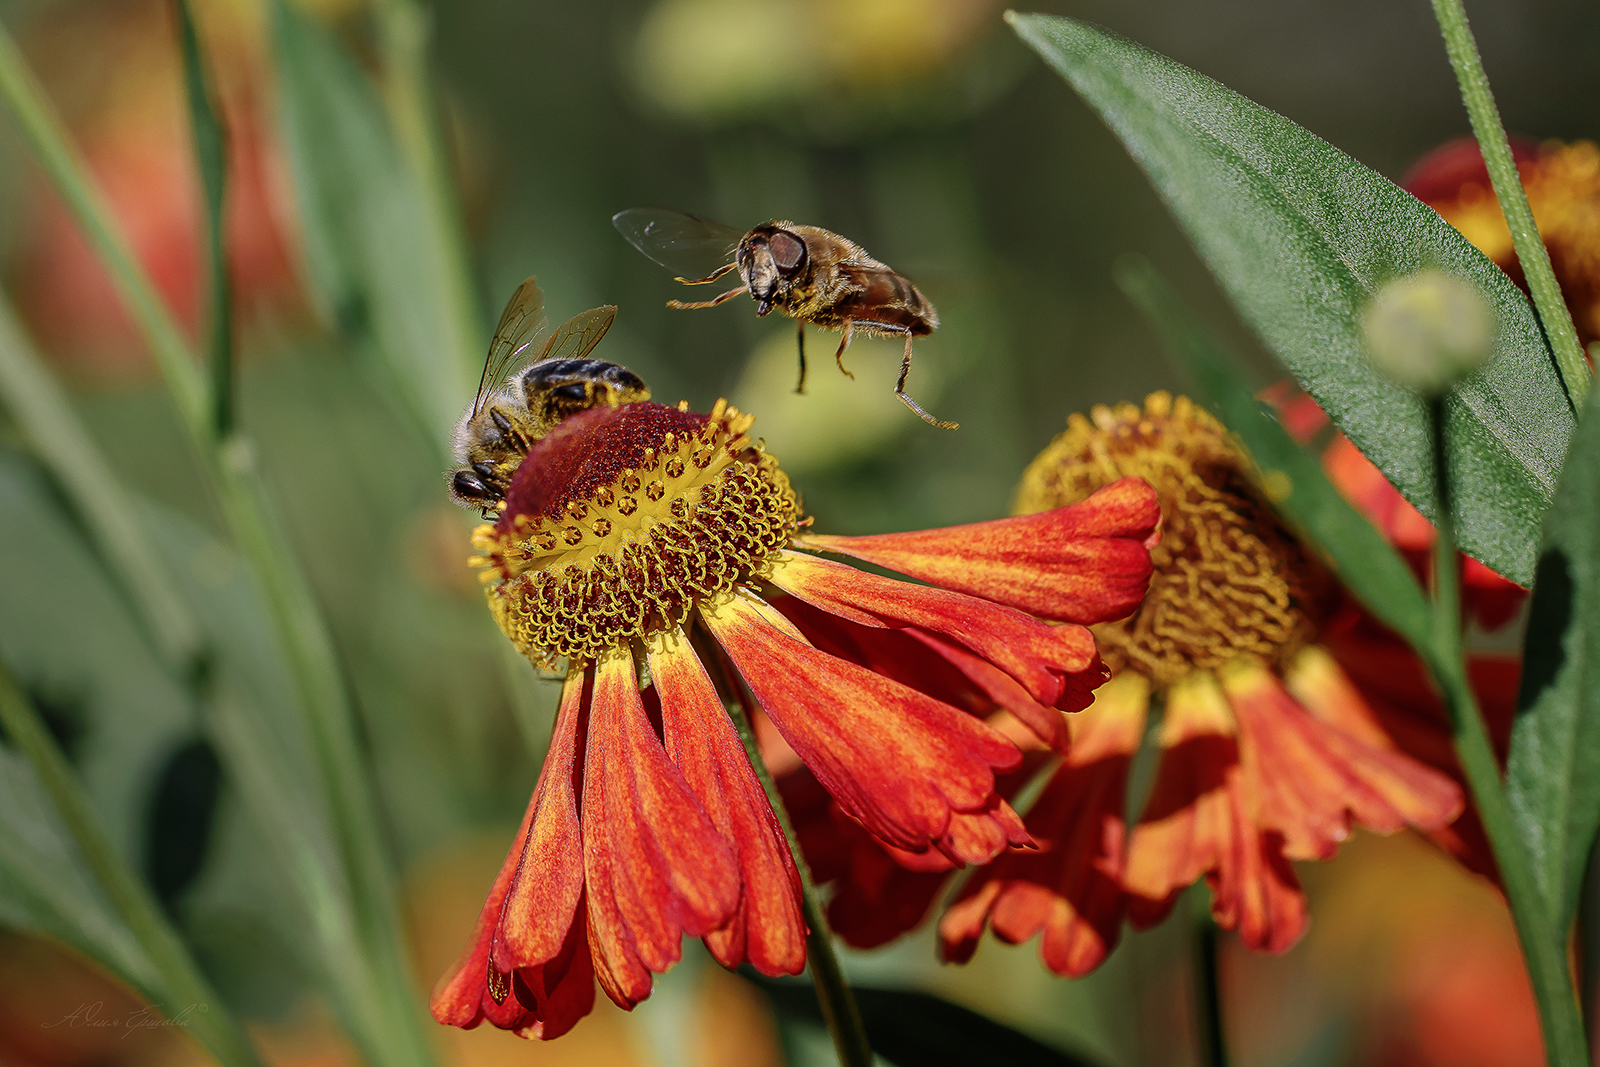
<box><xmin>473</xmin><ymin>276</ymin><xmax>553</xmax><ymax>415</ymax></box>
<box><xmin>612</xmin><ymin>208</ymin><xmax>745</xmax><ymax>281</ymax></box>
<box><xmin>533</xmin><ymin>305</ymin><xmax>618</xmax><ymax>364</ymax></box>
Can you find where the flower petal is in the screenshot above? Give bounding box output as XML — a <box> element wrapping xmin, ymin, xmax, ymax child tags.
<box><xmin>1221</xmin><ymin>658</ymin><xmax>1463</xmax><ymax>862</ymax></box>
<box><xmin>939</xmin><ymin>673</ymin><xmax>1147</xmax><ymax>977</ymax></box>
<box><xmin>798</xmin><ymin>477</ymin><xmax>1160</xmax><ymax>624</ymax></box>
<box><xmin>492</xmin><ymin>671</ymin><xmax>587</xmax><ymax>973</ymax></box>
<box><xmin>701</xmin><ymin>591</ymin><xmax>1023</xmax><ymax>862</ymax></box>
<box><xmin>1123</xmin><ymin>671</ymin><xmax>1308</xmax><ymax>954</ymax></box>
<box><xmin>647</xmin><ymin>629</ymin><xmax>807</xmax><ymax>977</ymax></box>
<box><xmin>769</xmin><ymin>550</ymin><xmax>1100</xmax><ymax>710</ymax></box>
<box><xmin>581</xmin><ymin>649</ymin><xmax>740</xmax><ymax>1007</ymax></box>
<box><xmin>433</xmin><ymin>670</ymin><xmax>588</xmax><ymax>1032</ymax></box>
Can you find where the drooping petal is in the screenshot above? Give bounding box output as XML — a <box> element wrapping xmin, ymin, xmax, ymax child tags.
<box><xmin>768</xmin><ymin>550</ymin><xmax>1099</xmax><ymax>712</ymax></box>
<box><xmin>798</xmin><ymin>477</ymin><xmax>1160</xmax><ymax>624</ymax></box>
<box><xmin>939</xmin><ymin>673</ymin><xmax>1147</xmax><ymax>977</ymax></box>
<box><xmin>433</xmin><ymin>670</ymin><xmax>589</xmax><ymax>1034</ymax></box>
<box><xmin>1221</xmin><ymin>659</ymin><xmax>1463</xmax><ymax>862</ymax></box>
<box><xmin>646</xmin><ymin>629</ymin><xmax>807</xmax><ymax>977</ymax></box>
<box><xmin>701</xmin><ymin>591</ymin><xmax>1025</xmax><ymax>863</ymax></box>
<box><xmin>581</xmin><ymin>648</ymin><xmax>740</xmax><ymax>1008</ymax></box>
<box><xmin>492</xmin><ymin>671</ymin><xmax>588</xmax><ymax>974</ymax></box>
<box><xmin>507</xmin><ymin>911</ymin><xmax>596</xmax><ymax>1041</ymax></box>
<box><xmin>1123</xmin><ymin>670</ymin><xmax>1309</xmax><ymax>954</ymax></box>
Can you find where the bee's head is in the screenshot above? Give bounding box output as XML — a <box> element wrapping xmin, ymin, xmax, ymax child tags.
<box><xmin>738</xmin><ymin>226</ymin><xmax>808</xmax><ymax>310</ymax></box>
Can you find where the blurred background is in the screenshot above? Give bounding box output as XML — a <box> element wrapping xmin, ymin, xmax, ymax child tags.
<box><xmin>0</xmin><ymin>0</ymin><xmax>1593</xmax><ymax>1064</ymax></box>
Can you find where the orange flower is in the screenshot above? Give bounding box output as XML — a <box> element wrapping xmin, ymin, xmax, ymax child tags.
<box><xmin>430</xmin><ymin>398</ymin><xmax>1160</xmax><ymax>1038</ymax></box>
<box><xmin>1405</xmin><ymin>136</ymin><xmax>1600</xmax><ymax>347</ymax></box>
<box><xmin>1262</xmin><ymin>385</ymin><xmax>1525</xmax><ymax>880</ymax></box>
<box><xmin>812</xmin><ymin>393</ymin><xmax>1465</xmax><ymax>972</ymax></box>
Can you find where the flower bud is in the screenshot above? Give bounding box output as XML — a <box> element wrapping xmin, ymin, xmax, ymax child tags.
<box><xmin>1362</xmin><ymin>270</ymin><xmax>1494</xmax><ymax>395</ymax></box>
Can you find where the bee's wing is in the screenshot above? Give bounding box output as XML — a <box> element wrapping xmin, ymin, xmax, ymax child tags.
<box><xmin>612</xmin><ymin>208</ymin><xmax>745</xmax><ymax>281</ymax></box>
<box><xmin>533</xmin><ymin>305</ymin><xmax>619</xmax><ymax>364</ymax></box>
<box><xmin>473</xmin><ymin>276</ymin><xmax>553</xmax><ymax>416</ymax></box>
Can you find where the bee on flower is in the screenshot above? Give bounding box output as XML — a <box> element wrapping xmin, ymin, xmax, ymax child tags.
<box><xmin>430</xmin><ymin>389</ymin><xmax>1162</xmax><ymax>1039</ymax></box>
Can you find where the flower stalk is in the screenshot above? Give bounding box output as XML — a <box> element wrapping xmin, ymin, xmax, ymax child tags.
<box><xmin>1190</xmin><ymin>893</ymin><xmax>1231</xmax><ymax>1067</ymax></box>
<box><xmin>1428</xmin><ymin>0</ymin><xmax>1591</xmax><ymax>412</ymax></box>
<box><xmin>0</xmin><ymin>20</ymin><xmax>437</xmax><ymax>1067</ymax></box>
<box><xmin>0</xmin><ymin>659</ymin><xmax>266</xmax><ymax>1067</ymax></box>
<box><xmin>703</xmin><ymin>632</ymin><xmax>875</xmax><ymax>1067</ymax></box>
<box><xmin>1426</xmin><ymin>398</ymin><xmax>1587</xmax><ymax>1067</ymax></box>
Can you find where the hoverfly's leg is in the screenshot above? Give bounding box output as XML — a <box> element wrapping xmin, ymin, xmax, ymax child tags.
<box><xmin>667</xmin><ymin>286</ymin><xmax>746</xmax><ymax>310</ymax></box>
<box><xmin>892</xmin><ymin>329</ymin><xmax>957</xmax><ymax>430</ymax></box>
<box><xmin>832</xmin><ymin>323</ymin><xmax>856</xmax><ymax>380</ymax></box>
<box><xmin>672</xmin><ymin>262</ymin><xmax>739</xmax><ymax>286</ymax></box>
<box><xmin>795</xmin><ymin>323</ymin><xmax>807</xmax><ymax>394</ymax></box>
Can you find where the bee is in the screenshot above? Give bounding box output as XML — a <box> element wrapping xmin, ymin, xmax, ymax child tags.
<box><xmin>449</xmin><ymin>275</ymin><xmax>650</xmax><ymax>514</ymax></box>
<box><xmin>613</xmin><ymin>208</ymin><xmax>954</xmax><ymax>429</ymax></box>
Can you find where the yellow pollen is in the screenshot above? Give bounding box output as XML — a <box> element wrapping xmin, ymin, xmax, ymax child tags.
<box><xmin>1015</xmin><ymin>392</ymin><xmax>1335</xmax><ymax>685</ymax></box>
<box><xmin>473</xmin><ymin>400</ymin><xmax>802</xmax><ymax>667</ymax></box>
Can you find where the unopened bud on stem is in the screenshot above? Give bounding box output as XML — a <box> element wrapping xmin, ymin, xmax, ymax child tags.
<box><xmin>1362</xmin><ymin>270</ymin><xmax>1494</xmax><ymax>395</ymax></box>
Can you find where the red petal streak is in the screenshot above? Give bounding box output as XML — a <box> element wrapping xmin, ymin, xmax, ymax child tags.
<box><xmin>491</xmin><ymin>671</ymin><xmax>587</xmax><ymax>974</ymax></box>
<box><xmin>1221</xmin><ymin>660</ymin><xmax>1463</xmax><ymax>862</ymax></box>
<box><xmin>433</xmin><ymin>671</ymin><xmax>590</xmax><ymax>1034</ymax></box>
<box><xmin>581</xmin><ymin>650</ymin><xmax>740</xmax><ymax>1008</ymax></box>
<box><xmin>1123</xmin><ymin>672</ymin><xmax>1308</xmax><ymax>954</ymax></box>
<box><xmin>769</xmin><ymin>550</ymin><xmax>1099</xmax><ymax>710</ymax></box>
<box><xmin>939</xmin><ymin>674</ymin><xmax>1147</xmax><ymax>977</ymax></box>
<box><xmin>798</xmin><ymin>477</ymin><xmax>1159</xmax><ymax>624</ymax></box>
<box><xmin>647</xmin><ymin>631</ymin><xmax>807</xmax><ymax>977</ymax></box>
<box><xmin>701</xmin><ymin>593</ymin><xmax>1023</xmax><ymax>862</ymax></box>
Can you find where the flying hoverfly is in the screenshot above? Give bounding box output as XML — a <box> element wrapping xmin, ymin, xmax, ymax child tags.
<box><xmin>612</xmin><ymin>208</ymin><xmax>953</xmax><ymax>429</ymax></box>
<box><xmin>448</xmin><ymin>276</ymin><xmax>650</xmax><ymax>514</ymax></box>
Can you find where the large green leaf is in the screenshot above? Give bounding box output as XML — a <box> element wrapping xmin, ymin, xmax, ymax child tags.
<box><xmin>1506</xmin><ymin>376</ymin><xmax>1600</xmax><ymax>936</ymax></box>
<box><xmin>1009</xmin><ymin>12</ymin><xmax>1573</xmax><ymax>586</ymax></box>
<box><xmin>1115</xmin><ymin>258</ymin><xmax>1435</xmax><ymax>651</ymax></box>
<box><xmin>269</xmin><ymin>0</ymin><xmax>473</xmax><ymax>450</ymax></box>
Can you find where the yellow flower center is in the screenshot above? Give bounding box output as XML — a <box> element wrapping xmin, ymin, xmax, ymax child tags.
<box><xmin>472</xmin><ymin>399</ymin><xmax>802</xmax><ymax>667</ymax></box>
<box><xmin>1015</xmin><ymin>392</ymin><xmax>1334</xmax><ymax>685</ymax></box>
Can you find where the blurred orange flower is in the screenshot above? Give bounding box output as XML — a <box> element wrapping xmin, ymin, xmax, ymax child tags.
<box><xmin>431</xmin><ymin>398</ymin><xmax>1160</xmax><ymax>1038</ymax></box>
<box><xmin>1405</xmin><ymin>136</ymin><xmax>1600</xmax><ymax>348</ymax></box>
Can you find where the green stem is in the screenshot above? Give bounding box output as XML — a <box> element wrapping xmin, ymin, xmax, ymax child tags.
<box><xmin>699</xmin><ymin>636</ymin><xmax>874</xmax><ymax>1067</ymax></box>
<box><xmin>1190</xmin><ymin>895</ymin><xmax>1230</xmax><ymax>1067</ymax></box>
<box><xmin>0</xmin><ymin>23</ymin><xmax>437</xmax><ymax>1067</ymax></box>
<box><xmin>0</xmin><ymin>296</ymin><xmax>203</xmax><ymax>671</ymax></box>
<box><xmin>0</xmin><ymin>660</ymin><xmax>266</xmax><ymax>1067</ymax></box>
<box><xmin>372</xmin><ymin>0</ymin><xmax>482</xmax><ymax>380</ymax></box>
<box><xmin>174</xmin><ymin>0</ymin><xmax>233</xmax><ymax>437</ymax></box>
<box><xmin>1427</xmin><ymin>398</ymin><xmax>1588</xmax><ymax>1067</ymax></box>
<box><xmin>1429</xmin><ymin>0</ymin><xmax>1590</xmax><ymax>412</ymax></box>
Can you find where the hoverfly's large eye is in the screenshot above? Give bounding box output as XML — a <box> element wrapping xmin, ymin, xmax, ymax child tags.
<box><xmin>769</xmin><ymin>231</ymin><xmax>806</xmax><ymax>274</ymax></box>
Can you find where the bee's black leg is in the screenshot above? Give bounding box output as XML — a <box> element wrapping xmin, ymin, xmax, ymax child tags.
<box><xmin>833</xmin><ymin>323</ymin><xmax>856</xmax><ymax>380</ymax></box>
<box><xmin>891</xmin><ymin>330</ymin><xmax>957</xmax><ymax>430</ymax></box>
<box><xmin>795</xmin><ymin>323</ymin><xmax>807</xmax><ymax>394</ymax></box>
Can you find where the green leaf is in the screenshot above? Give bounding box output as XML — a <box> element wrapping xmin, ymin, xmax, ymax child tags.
<box><xmin>0</xmin><ymin>745</ymin><xmax>166</xmax><ymax>1003</ymax></box>
<box><xmin>749</xmin><ymin>975</ymin><xmax>1107</xmax><ymax>1067</ymax></box>
<box><xmin>268</xmin><ymin>0</ymin><xmax>474</xmax><ymax>450</ymax></box>
<box><xmin>1115</xmin><ymin>257</ymin><xmax>1435</xmax><ymax>651</ymax></box>
<box><xmin>1505</xmin><ymin>376</ymin><xmax>1600</xmax><ymax>935</ymax></box>
<box><xmin>1008</xmin><ymin>12</ymin><xmax>1573</xmax><ymax>587</ymax></box>
<box><xmin>175</xmin><ymin>0</ymin><xmax>233</xmax><ymax>436</ymax></box>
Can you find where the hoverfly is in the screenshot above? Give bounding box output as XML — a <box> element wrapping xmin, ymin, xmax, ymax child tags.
<box><xmin>613</xmin><ymin>208</ymin><xmax>953</xmax><ymax>429</ymax></box>
<box><xmin>448</xmin><ymin>276</ymin><xmax>650</xmax><ymax>514</ymax></box>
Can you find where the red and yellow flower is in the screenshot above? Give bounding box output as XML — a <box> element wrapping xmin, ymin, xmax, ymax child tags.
<box><xmin>1405</xmin><ymin>136</ymin><xmax>1600</xmax><ymax>348</ymax></box>
<box><xmin>807</xmin><ymin>392</ymin><xmax>1467</xmax><ymax>972</ymax></box>
<box><xmin>430</xmin><ymin>398</ymin><xmax>1160</xmax><ymax>1038</ymax></box>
